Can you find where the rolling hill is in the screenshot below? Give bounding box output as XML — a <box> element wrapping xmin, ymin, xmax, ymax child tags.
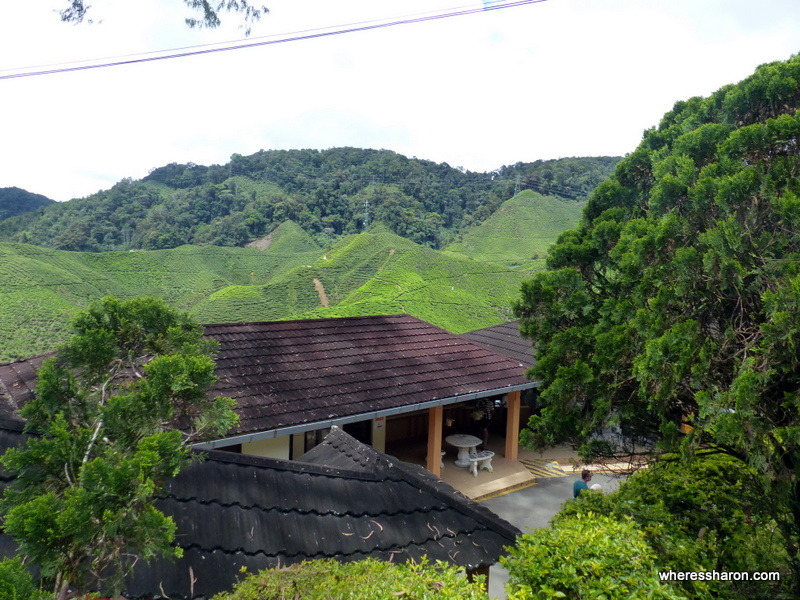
<box><xmin>442</xmin><ymin>190</ymin><xmax>585</xmax><ymax>269</ymax></box>
<box><xmin>0</xmin><ymin>220</ymin><xmax>544</xmax><ymax>362</ymax></box>
<box><xmin>0</xmin><ymin>222</ymin><xmax>321</xmax><ymax>360</ymax></box>
<box><xmin>193</xmin><ymin>227</ymin><xmax>532</xmax><ymax>332</ymax></box>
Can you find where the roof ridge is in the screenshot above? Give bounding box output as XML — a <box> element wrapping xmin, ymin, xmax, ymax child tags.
<box><xmin>202</xmin><ymin>313</ymin><xmax>413</xmax><ymax>329</ymax></box>
<box><xmin>308</xmin><ymin>429</ymin><xmax>519</xmax><ymax>542</ymax></box>
<box><xmin>159</xmin><ymin>493</ymin><xmax>455</xmax><ymax>520</ymax></box>
<box><xmin>194</xmin><ymin>448</ymin><xmax>384</xmax><ymax>481</ymax></box>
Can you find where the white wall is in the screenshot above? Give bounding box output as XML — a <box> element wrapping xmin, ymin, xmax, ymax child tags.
<box><xmin>242</xmin><ymin>436</ymin><xmax>290</xmax><ymax>460</ymax></box>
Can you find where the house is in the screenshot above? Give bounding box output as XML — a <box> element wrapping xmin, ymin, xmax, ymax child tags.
<box><xmin>198</xmin><ymin>314</ymin><xmax>536</xmax><ymax>475</ymax></box>
<box><xmin>0</xmin><ymin>421</ymin><xmax>521</xmax><ymax>599</ymax></box>
<box><xmin>0</xmin><ymin>314</ymin><xmax>537</xmax><ymax>476</ymax></box>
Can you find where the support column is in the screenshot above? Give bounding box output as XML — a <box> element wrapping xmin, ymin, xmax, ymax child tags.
<box><xmin>426</xmin><ymin>405</ymin><xmax>444</xmax><ymax>477</ymax></box>
<box><xmin>505</xmin><ymin>390</ymin><xmax>521</xmax><ymax>461</ymax></box>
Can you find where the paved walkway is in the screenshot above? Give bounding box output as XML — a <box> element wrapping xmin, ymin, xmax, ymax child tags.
<box><xmin>480</xmin><ymin>472</ymin><xmax>623</xmax><ymax>599</ymax></box>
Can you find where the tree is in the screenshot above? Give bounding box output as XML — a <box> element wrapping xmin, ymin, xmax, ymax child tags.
<box><xmin>0</xmin><ymin>296</ymin><xmax>238</xmax><ymax>600</ymax></box>
<box><xmin>502</xmin><ymin>512</ymin><xmax>686</xmax><ymax>600</ymax></box>
<box><xmin>512</xmin><ymin>55</ymin><xmax>800</xmax><ymax>588</ymax></box>
<box><xmin>57</xmin><ymin>0</ymin><xmax>268</xmax><ymax>34</ymax></box>
<box><xmin>210</xmin><ymin>558</ymin><xmax>488</xmax><ymax>600</ymax></box>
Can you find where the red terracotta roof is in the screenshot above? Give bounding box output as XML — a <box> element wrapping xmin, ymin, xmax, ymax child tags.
<box><xmin>205</xmin><ymin>314</ymin><xmax>531</xmax><ymax>440</ymax></box>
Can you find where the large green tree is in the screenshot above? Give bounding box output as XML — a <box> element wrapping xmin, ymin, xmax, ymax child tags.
<box><xmin>0</xmin><ymin>296</ymin><xmax>238</xmax><ymax>600</ymax></box>
<box><xmin>513</xmin><ymin>54</ymin><xmax>800</xmax><ymax>587</ymax></box>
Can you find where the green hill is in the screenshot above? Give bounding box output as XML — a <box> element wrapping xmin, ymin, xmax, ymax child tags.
<box><xmin>190</xmin><ymin>228</ymin><xmax>532</xmax><ymax>332</ymax></box>
<box><xmin>0</xmin><ymin>223</ymin><xmax>534</xmax><ymax>361</ymax></box>
<box><xmin>0</xmin><ymin>222</ymin><xmax>321</xmax><ymax>361</ymax></box>
<box><xmin>0</xmin><ymin>150</ymin><xmax>618</xmax><ymax>252</ymax></box>
<box><xmin>297</xmin><ymin>235</ymin><xmax>532</xmax><ymax>332</ymax></box>
<box><xmin>443</xmin><ymin>190</ymin><xmax>584</xmax><ymax>269</ymax></box>
<box><xmin>0</xmin><ymin>187</ymin><xmax>55</xmax><ymax>221</ymax></box>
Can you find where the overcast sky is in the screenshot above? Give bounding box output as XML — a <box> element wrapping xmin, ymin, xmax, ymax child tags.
<box><xmin>1</xmin><ymin>0</ymin><xmax>798</xmax><ymax>201</ymax></box>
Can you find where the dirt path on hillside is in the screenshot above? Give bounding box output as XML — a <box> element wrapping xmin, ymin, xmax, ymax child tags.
<box><xmin>313</xmin><ymin>278</ymin><xmax>330</xmax><ymax>307</ymax></box>
<box><xmin>245</xmin><ymin>232</ymin><xmax>273</xmax><ymax>250</ymax></box>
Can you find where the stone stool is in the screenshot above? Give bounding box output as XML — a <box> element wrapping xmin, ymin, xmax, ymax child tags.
<box><xmin>468</xmin><ymin>450</ymin><xmax>494</xmax><ymax>477</ymax></box>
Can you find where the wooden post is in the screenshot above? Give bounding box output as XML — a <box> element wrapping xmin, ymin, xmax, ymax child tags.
<box><xmin>426</xmin><ymin>405</ymin><xmax>444</xmax><ymax>477</ymax></box>
<box><xmin>505</xmin><ymin>390</ymin><xmax>521</xmax><ymax>461</ymax></box>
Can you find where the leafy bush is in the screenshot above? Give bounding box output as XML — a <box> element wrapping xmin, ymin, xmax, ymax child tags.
<box><xmin>0</xmin><ymin>558</ymin><xmax>47</xmax><ymax>600</ymax></box>
<box><xmin>558</xmin><ymin>454</ymin><xmax>790</xmax><ymax>599</ymax></box>
<box><xmin>211</xmin><ymin>558</ymin><xmax>487</xmax><ymax>600</ymax></box>
<box><xmin>502</xmin><ymin>512</ymin><xmax>686</xmax><ymax>600</ymax></box>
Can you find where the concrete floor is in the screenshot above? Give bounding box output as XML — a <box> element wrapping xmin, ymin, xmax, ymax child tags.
<box><xmin>388</xmin><ymin>437</ymin><xmax>579</xmax><ymax>500</ymax></box>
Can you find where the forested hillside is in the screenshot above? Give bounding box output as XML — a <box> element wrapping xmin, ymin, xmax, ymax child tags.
<box><xmin>0</xmin><ymin>149</ymin><xmax>619</xmax><ymax>252</ymax></box>
<box><xmin>0</xmin><ymin>187</ymin><xmax>54</xmax><ymax>220</ymax></box>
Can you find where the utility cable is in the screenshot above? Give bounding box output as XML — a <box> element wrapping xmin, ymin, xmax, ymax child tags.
<box><xmin>0</xmin><ymin>0</ymin><xmax>547</xmax><ymax>81</ymax></box>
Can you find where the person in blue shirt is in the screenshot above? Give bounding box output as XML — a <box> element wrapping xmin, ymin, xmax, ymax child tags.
<box><xmin>573</xmin><ymin>469</ymin><xmax>593</xmax><ymax>498</ymax></box>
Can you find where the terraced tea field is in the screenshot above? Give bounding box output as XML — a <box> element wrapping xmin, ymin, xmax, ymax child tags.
<box><xmin>0</xmin><ymin>196</ymin><xmax>574</xmax><ymax>362</ymax></box>
<box><xmin>444</xmin><ymin>190</ymin><xmax>584</xmax><ymax>269</ymax></box>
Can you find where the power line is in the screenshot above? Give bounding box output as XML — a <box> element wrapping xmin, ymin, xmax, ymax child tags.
<box><xmin>0</xmin><ymin>0</ymin><xmax>548</xmax><ymax>81</ymax></box>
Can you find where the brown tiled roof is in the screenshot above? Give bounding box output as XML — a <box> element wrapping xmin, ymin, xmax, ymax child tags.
<box><xmin>460</xmin><ymin>321</ymin><xmax>535</xmax><ymax>368</ymax></box>
<box><xmin>0</xmin><ymin>315</ymin><xmax>534</xmax><ymax>443</ymax></box>
<box><xmin>206</xmin><ymin>314</ymin><xmax>531</xmax><ymax>440</ymax></box>
<box><xmin>0</xmin><ymin>355</ymin><xmax>47</xmax><ymax>424</ymax></box>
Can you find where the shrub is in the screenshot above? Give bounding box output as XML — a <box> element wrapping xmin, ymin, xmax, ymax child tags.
<box><xmin>559</xmin><ymin>454</ymin><xmax>791</xmax><ymax>599</ymax></box>
<box><xmin>0</xmin><ymin>557</ymin><xmax>47</xmax><ymax>600</ymax></box>
<box><xmin>211</xmin><ymin>558</ymin><xmax>487</xmax><ymax>600</ymax></box>
<box><xmin>502</xmin><ymin>512</ymin><xmax>686</xmax><ymax>600</ymax></box>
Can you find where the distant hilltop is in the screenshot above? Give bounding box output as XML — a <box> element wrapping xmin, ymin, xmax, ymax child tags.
<box><xmin>0</xmin><ymin>149</ymin><xmax>619</xmax><ymax>253</ymax></box>
<box><xmin>0</xmin><ymin>187</ymin><xmax>55</xmax><ymax>220</ymax></box>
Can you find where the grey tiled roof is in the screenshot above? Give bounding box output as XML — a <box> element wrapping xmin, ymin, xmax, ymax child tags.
<box><xmin>125</xmin><ymin>428</ymin><xmax>521</xmax><ymax>598</ymax></box>
<box><xmin>0</xmin><ymin>424</ymin><xmax>520</xmax><ymax>599</ymax></box>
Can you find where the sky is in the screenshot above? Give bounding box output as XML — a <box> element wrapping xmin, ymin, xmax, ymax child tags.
<box><xmin>1</xmin><ymin>0</ymin><xmax>798</xmax><ymax>201</ymax></box>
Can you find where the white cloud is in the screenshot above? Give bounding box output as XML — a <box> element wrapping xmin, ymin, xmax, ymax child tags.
<box><xmin>1</xmin><ymin>0</ymin><xmax>799</xmax><ymax>200</ymax></box>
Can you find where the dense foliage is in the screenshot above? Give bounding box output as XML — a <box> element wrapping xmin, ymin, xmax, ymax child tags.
<box><xmin>513</xmin><ymin>54</ymin><xmax>800</xmax><ymax>589</ymax></box>
<box><xmin>503</xmin><ymin>511</ymin><xmax>685</xmax><ymax>600</ymax></box>
<box><xmin>0</xmin><ymin>188</ymin><xmax>54</xmax><ymax>221</ymax></box>
<box><xmin>210</xmin><ymin>558</ymin><xmax>487</xmax><ymax>600</ymax></box>
<box><xmin>0</xmin><ymin>149</ymin><xmax>618</xmax><ymax>252</ymax></box>
<box><xmin>0</xmin><ymin>558</ymin><xmax>47</xmax><ymax>600</ymax></box>
<box><xmin>560</xmin><ymin>455</ymin><xmax>790</xmax><ymax>599</ymax></box>
<box><xmin>0</xmin><ymin>297</ymin><xmax>238</xmax><ymax>599</ymax></box>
